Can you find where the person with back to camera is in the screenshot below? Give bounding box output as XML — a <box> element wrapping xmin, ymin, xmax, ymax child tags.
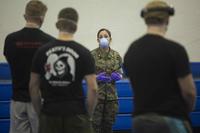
<box><xmin>124</xmin><ymin>0</ymin><xmax>196</xmax><ymax>133</ymax></box>
<box><xmin>29</xmin><ymin>7</ymin><xmax>97</xmax><ymax>133</ymax></box>
<box><xmin>91</xmin><ymin>28</ymin><xmax>123</xmax><ymax>133</ymax></box>
<box><xmin>3</xmin><ymin>1</ymin><xmax>54</xmax><ymax>133</ymax></box>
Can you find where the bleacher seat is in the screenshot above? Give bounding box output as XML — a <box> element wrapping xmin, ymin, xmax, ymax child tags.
<box><xmin>191</xmin><ymin>62</ymin><xmax>200</xmax><ymax>78</ymax></box>
<box><xmin>0</xmin><ymin>101</ymin><xmax>10</xmax><ymax>119</ymax></box>
<box><xmin>0</xmin><ymin>63</ymin><xmax>11</xmax><ymax>80</ymax></box>
<box><xmin>0</xmin><ymin>119</ymin><xmax>9</xmax><ymax>133</ymax></box>
<box><xmin>190</xmin><ymin>112</ymin><xmax>200</xmax><ymax>127</ymax></box>
<box><xmin>118</xmin><ymin>98</ymin><xmax>133</xmax><ymax>114</ymax></box>
<box><xmin>116</xmin><ymin>80</ymin><xmax>133</xmax><ymax>97</ymax></box>
<box><xmin>195</xmin><ymin>96</ymin><xmax>200</xmax><ymax>111</ymax></box>
<box><xmin>113</xmin><ymin>114</ymin><xmax>132</xmax><ymax>130</ymax></box>
<box><xmin>0</xmin><ymin>83</ymin><xmax>12</xmax><ymax>101</ymax></box>
<box><xmin>195</xmin><ymin>80</ymin><xmax>200</xmax><ymax>95</ymax></box>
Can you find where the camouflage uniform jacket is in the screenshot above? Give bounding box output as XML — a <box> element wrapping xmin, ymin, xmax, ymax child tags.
<box><xmin>91</xmin><ymin>47</ymin><xmax>122</xmax><ymax>101</ymax></box>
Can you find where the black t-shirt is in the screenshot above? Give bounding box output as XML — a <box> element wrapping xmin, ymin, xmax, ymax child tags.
<box><xmin>124</xmin><ymin>34</ymin><xmax>191</xmax><ymax>120</ymax></box>
<box><xmin>31</xmin><ymin>39</ymin><xmax>95</xmax><ymax>115</ymax></box>
<box><xmin>3</xmin><ymin>27</ymin><xmax>54</xmax><ymax>102</ymax></box>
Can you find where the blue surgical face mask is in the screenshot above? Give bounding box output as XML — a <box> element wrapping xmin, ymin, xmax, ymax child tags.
<box><xmin>99</xmin><ymin>38</ymin><xmax>109</xmax><ymax>48</ymax></box>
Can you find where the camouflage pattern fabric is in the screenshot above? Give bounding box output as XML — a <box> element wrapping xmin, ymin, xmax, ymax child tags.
<box><xmin>91</xmin><ymin>47</ymin><xmax>122</xmax><ymax>133</ymax></box>
<box><xmin>92</xmin><ymin>100</ymin><xmax>118</xmax><ymax>133</ymax></box>
<box><xmin>91</xmin><ymin>48</ymin><xmax>122</xmax><ymax>100</ymax></box>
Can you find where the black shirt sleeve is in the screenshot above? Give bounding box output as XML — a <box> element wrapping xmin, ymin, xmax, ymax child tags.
<box><xmin>4</xmin><ymin>35</ymin><xmax>15</xmax><ymax>61</ymax></box>
<box><xmin>123</xmin><ymin>45</ymin><xmax>134</xmax><ymax>77</ymax></box>
<box><xmin>3</xmin><ymin>36</ymin><xmax>9</xmax><ymax>56</ymax></box>
<box><xmin>174</xmin><ymin>45</ymin><xmax>191</xmax><ymax>78</ymax></box>
<box><xmin>82</xmin><ymin>50</ymin><xmax>96</xmax><ymax>75</ymax></box>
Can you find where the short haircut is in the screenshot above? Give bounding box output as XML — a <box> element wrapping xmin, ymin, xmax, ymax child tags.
<box><xmin>142</xmin><ymin>0</ymin><xmax>173</xmax><ymax>25</ymax></box>
<box><xmin>145</xmin><ymin>14</ymin><xmax>169</xmax><ymax>25</ymax></box>
<box><xmin>56</xmin><ymin>7</ymin><xmax>78</xmax><ymax>34</ymax></box>
<box><xmin>25</xmin><ymin>0</ymin><xmax>47</xmax><ymax>17</ymax></box>
<box><xmin>97</xmin><ymin>28</ymin><xmax>112</xmax><ymax>38</ymax></box>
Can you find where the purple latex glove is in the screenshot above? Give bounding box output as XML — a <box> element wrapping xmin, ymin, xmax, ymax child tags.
<box><xmin>111</xmin><ymin>72</ymin><xmax>122</xmax><ymax>81</ymax></box>
<box><xmin>96</xmin><ymin>72</ymin><xmax>111</xmax><ymax>83</ymax></box>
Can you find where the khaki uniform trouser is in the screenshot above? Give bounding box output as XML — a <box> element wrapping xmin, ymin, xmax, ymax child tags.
<box><xmin>9</xmin><ymin>100</ymin><xmax>38</xmax><ymax>133</ymax></box>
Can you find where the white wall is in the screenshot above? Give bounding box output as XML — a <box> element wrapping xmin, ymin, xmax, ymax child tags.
<box><xmin>0</xmin><ymin>0</ymin><xmax>200</xmax><ymax>62</ymax></box>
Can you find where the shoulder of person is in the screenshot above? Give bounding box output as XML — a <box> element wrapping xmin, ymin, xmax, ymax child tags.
<box><xmin>39</xmin><ymin>30</ymin><xmax>55</xmax><ymax>40</ymax></box>
<box><xmin>5</xmin><ymin>28</ymin><xmax>25</xmax><ymax>40</ymax></box>
<box><xmin>165</xmin><ymin>37</ymin><xmax>185</xmax><ymax>50</ymax></box>
<box><xmin>91</xmin><ymin>47</ymin><xmax>99</xmax><ymax>52</ymax></box>
<box><xmin>91</xmin><ymin>47</ymin><xmax>99</xmax><ymax>54</ymax></box>
<box><xmin>110</xmin><ymin>48</ymin><xmax>121</xmax><ymax>57</ymax></box>
<box><xmin>126</xmin><ymin>37</ymin><xmax>142</xmax><ymax>51</ymax></box>
<box><xmin>36</xmin><ymin>40</ymin><xmax>55</xmax><ymax>53</ymax></box>
<box><xmin>71</xmin><ymin>41</ymin><xmax>92</xmax><ymax>56</ymax></box>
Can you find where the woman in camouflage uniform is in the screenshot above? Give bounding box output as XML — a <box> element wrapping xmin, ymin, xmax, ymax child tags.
<box><xmin>91</xmin><ymin>28</ymin><xmax>122</xmax><ymax>133</ymax></box>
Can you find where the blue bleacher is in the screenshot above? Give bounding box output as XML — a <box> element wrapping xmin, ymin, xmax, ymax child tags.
<box><xmin>0</xmin><ymin>63</ymin><xmax>11</xmax><ymax>80</ymax></box>
<box><xmin>0</xmin><ymin>82</ymin><xmax>11</xmax><ymax>133</ymax></box>
<box><xmin>1</xmin><ymin>62</ymin><xmax>200</xmax><ymax>133</ymax></box>
<box><xmin>191</xmin><ymin>62</ymin><xmax>200</xmax><ymax>78</ymax></box>
<box><xmin>0</xmin><ymin>119</ymin><xmax>9</xmax><ymax>133</ymax></box>
<box><xmin>0</xmin><ymin>83</ymin><xmax>12</xmax><ymax>101</ymax></box>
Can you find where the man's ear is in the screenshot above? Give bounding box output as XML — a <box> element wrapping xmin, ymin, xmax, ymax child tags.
<box><xmin>24</xmin><ymin>14</ymin><xmax>27</xmax><ymax>21</ymax></box>
<box><xmin>40</xmin><ymin>16</ymin><xmax>44</xmax><ymax>21</ymax></box>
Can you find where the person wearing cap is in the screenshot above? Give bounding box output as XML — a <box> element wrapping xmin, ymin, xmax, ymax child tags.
<box><xmin>29</xmin><ymin>7</ymin><xmax>97</xmax><ymax>133</ymax></box>
<box><xmin>91</xmin><ymin>28</ymin><xmax>123</xmax><ymax>133</ymax></box>
<box><xmin>124</xmin><ymin>0</ymin><xmax>196</xmax><ymax>133</ymax></box>
<box><xmin>3</xmin><ymin>1</ymin><xmax>54</xmax><ymax>133</ymax></box>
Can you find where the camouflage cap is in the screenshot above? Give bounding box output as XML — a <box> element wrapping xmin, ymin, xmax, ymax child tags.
<box><xmin>141</xmin><ymin>0</ymin><xmax>174</xmax><ymax>19</ymax></box>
